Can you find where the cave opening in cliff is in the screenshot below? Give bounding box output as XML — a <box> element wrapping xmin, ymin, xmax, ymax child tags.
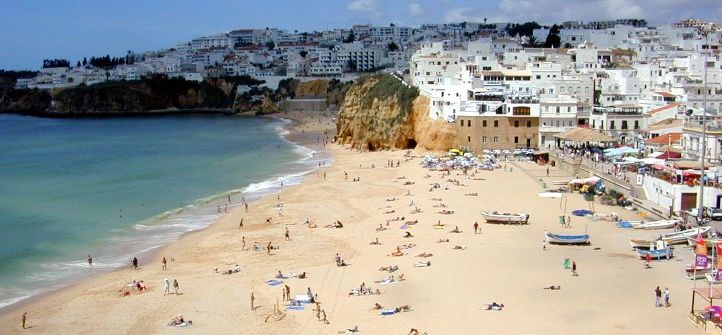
<box><xmin>405</xmin><ymin>138</ymin><xmax>417</xmax><ymax>149</ymax></box>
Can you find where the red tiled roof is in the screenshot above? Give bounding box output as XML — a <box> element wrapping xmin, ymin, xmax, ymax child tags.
<box><xmin>648</xmin><ymin>102</ymin><xmax>681</xmax><ymax>115</ymax></box>
<box><xmin>654</xmin><ymin>91</ymin><xmax>676</xmax><ymax>98</ymax></box>
<box><xmin>646</xmin><ymin>133</ymin><xmax>682</xmax><ymax>145</ymax></box>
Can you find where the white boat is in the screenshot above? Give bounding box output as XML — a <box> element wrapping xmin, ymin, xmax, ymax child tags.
<box><xmin>632</xmin><ymin>219</ymin><xmax>678</xmax><ymax>230</ymax></box>
<box><xmin>629</xmin><ymin>238</ymin><xmax>657</xmax><ymax>249</ymax></box>
<box><xmin>544</xmin><ymin>231</ymin><xmax>590</xmax><ymax>245</ymax></box>
<box><xmin>686</xmin><ymin>236</ymin><xmax>722</xmax><ymax>247</ymax></box>
<box><xmin>659</xmin><ymin>226</ymin><xmax>711</xmax><ymax>245</ymax></box>
<box><xmin>686</xmin><ymin>264</ymin><xmax>713</xmax><ymax>280</ymax></box>
<box><xmin>481</xmin><ymin>211</ymin><xmax>529</xmax><ymax>224</ymax></box>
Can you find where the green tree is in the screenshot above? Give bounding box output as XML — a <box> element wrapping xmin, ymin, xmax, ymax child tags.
<box><xmin>265</xmin><ymin>41</ymin><xmax>275</xmax><ymax>50</ymax></box>
<box><xmin>387</xmin><ymin>42</ymin><xmax>399</xmax><ymax>52</ymax></box>
<box><xmin>544</xmin><ymin>24</ymin><xmax>561</xmax><ymax>48</ymax></box>
<box><xmin>344</xmin><ymin>31</ymin><xmax>355</xmax><ymax>43</ymax></box>
<box><xmin>525</xmin><ymin>35</ymin><xmax>541</xmax><ymax>48</ymax></box>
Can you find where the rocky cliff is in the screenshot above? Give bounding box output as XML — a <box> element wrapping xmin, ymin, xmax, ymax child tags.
<box><xmin>335</xmin><ymin>75</ymin><xmax>457</xmax><ymax>152</ymax></box>
<box><xmin>0</xmin><ymin>88</ymin><xmax>52</xmax><ymax>115</ymax></box>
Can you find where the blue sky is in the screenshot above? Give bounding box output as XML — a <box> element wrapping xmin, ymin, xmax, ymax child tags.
<box><xmin>1</xmin><ymin>0</ymin><xmax>720</xmax><ymax>70</ymax></box>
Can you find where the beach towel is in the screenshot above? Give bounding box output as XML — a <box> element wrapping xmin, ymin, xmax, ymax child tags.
<box><xmin>400</xmin><ymin>224</ymin><xmax>408</xmax><ymax>230</ymax></box>
<box><xmin>295</xmin><ymin>294</ymin><xmax>312</xmax><ymax>303</ymax></box>
<box><xmin>381</xmin><ymin>309</ymin><xmax>396</xmax><ymax>316</ymax></box>
<box><xmin>572</xmin><ymin>209</ymin><xmax>593</xmax><ymax>216</ymax></box>
<box><xmin>286</xmin><ymin>305</ymin><xmax>304</xmax><ymax>311</ymax></box>
<box><xmin>616</xmin><ymin>221</ymin><xmax>633</xmax><ymax>228</ymax></box>
<box><xmin>266</xmin><ymin>279</ymin><xmax>283</xmax><ymax>286</ymax></box>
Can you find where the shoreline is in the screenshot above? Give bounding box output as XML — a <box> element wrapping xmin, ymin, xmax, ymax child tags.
<box><xmin>0</xmin><ymin>111</ymin><xmax>701</xmax><ymax>334</ymax></box>
<box><xmin>0</xmin><ymin>111</ymin><xmax>333</xmax><ymax>315</ymax></box>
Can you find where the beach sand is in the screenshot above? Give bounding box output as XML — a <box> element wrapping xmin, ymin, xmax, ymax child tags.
<box><xmin>0</xmin><ymin>112</ymin><xmax>701</xmax><ymax>334</ymax></box>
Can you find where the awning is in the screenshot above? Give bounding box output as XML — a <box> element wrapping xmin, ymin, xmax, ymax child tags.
<box><xmin>554</xmin><ymin>127</ymin><xmax>616</xmax><ymax>143</ymax></box>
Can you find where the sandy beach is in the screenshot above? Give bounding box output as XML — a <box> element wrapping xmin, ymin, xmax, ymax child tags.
<box><xmin>0</xmin><ymin>111</ymin><xmax>702</xmax><ymax>334</ymax></box>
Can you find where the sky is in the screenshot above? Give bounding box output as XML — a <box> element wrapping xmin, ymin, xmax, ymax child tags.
<box><xmin>1</xmin><ymin>0</ymin><xmax>721</xmax><ymax>70</ymax></box>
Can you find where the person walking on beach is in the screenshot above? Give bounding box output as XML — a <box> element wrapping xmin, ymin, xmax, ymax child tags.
<box><xmin>164</xmin><ymin>278</ymin><xmax>171</xmax><ymax>295</ymax></box>
<box><xmin>239</xmin><ymin>218</ymin><xmax>244</xmax><ymax>229</ymax></box>
<box><xmin>321</xmin><ymin>309</ymin><xmax>329</xmax><ymax>324</ymax></box>
<box><xmin>87</xmin><ymin>255</ymin><xmax>93</xmax><ymax>266</ymax></box>
<box><xmin>664</xmin><ymin>287</ymin><xmax>670</xmax><ymax>307</ymax></box>
<box><xmin>173</xmin><ymin>279</ymin><xmax>180</xmax><ymax>295</ymax></box>
<box><xmin>251</xmin><ymin>292</ymin><xmax>255</xmax><ymax>311</ymax></box>
<box><xmin>654</xmin><ymin>286</ymin><xmax>662</xmax><ymax>307</ymax></box>
<box><xmin>473</xmin><ymin>222</ymin><xmax>479</xmax><ymax>234</ymax></box>
<box><xmin>242</xmin><ymin>236</ymin><xmax>246</xmax><ymax>251</ymax></box>
<box><xmin>572</xmin><ymin>261</ymin><xmax>577</xmax><ymax>276</ymax></box>
<box><xmin>162</xmin><ymin>257</ymin><xmax>167</xmax><ymax>270</ymax></box>
<box><xmin>542</xmin><ymin>240</ymin><xmax>546</xmax><ymax>251</ymax></box>
<box><xmin>244</xmin><ymin>202</ymin><xmax>248</xmax><ymax>212</ymax></box>
<box><xmin>285</xmin><ymin>284</ymin><xmax>291</xmax><ymax>301</ymax></box>
<box><xmin>132</xmin><ymin>257</ymin><xmax>138</xmax><ymax>270</ymax></box>
<box><xmin>546</xmin><ymin>166</ymin><xmax>550</xmax><ymax>176</ymax></box>
<box><xmin>285</xmin><ymin>227</ymin><xmax>290</xmax><ymax>241</ymax></box>
<box><xmin>21</xmin><ymin>312</ymin><xmax>27</xmax><ymax>329</ymax></box>
<box><xmin>267</xmin><ymin>242</ymin><xmax>273</xmax><ymax>255</ymax></box>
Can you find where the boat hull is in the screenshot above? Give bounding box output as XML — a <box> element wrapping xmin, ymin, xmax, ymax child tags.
<box><xmin>545</xmin><ymin>232</ymin><xmax>590</xmax><ymax>245</ymax></box>
<box><xmin>481</xmin><ymin>212</ymin><xmax>529</xmax><ymax>224</ymax></box>
<box><xmin>636</xmin><ymin>248</ymin><xmax>673</xmax><ymax>260</ymax></box>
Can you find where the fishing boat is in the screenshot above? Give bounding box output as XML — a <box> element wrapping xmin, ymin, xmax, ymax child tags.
<box><xmin>481</xmin><ymin>211</ymin><xmax>529</xmax><ymax>224</ymax></box>
<box><xmin>686</xmin><ymin>236</ymin><xmax>722</xmax><ymax>247</ymax></box>
<box><xmin>686</xmin><ymin>264</ymin><xmax>713</xmax><ymax>280</ymax></box>
<box><xmin>659</xmin><ymin>226</ymin><xmax>711</xmax><ymax>245</ymax></box>
<box><xmin>705</xmin><ymin>272</ymin><xmax>722</xmax><ymax>284</ymax></box>
<box><xmin>632</xmin><ymin>219</ymin><xmax>679</xmax><ymax>230</ymax></box>
<box><xmin>629</xmin><ymin>238</ymin><xmax>657</xmax><ymax>249</ymax></box>
<box><xmin>637</xmin><ymin>248</ymin><xmax>673</xmax><ymax>260</ymax></box>
<box><xmin>544</xmin><ymin>231</ymin><xmax>590</xmax><ymax>245</ymax></box>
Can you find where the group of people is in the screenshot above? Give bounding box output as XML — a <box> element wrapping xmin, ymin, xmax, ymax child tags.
<box><xmin>654</xmin><ymin>286</ymin><xmax>671</xmax><ymax>307</ymax></box>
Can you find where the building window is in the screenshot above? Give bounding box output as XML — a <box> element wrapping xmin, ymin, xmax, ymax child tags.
<box><xmin>514</xmin><ymin>120</ymin><xmax>519</xmax><ymax>128</ymax></box>
<box><xmin>634</xmin><ymin>120</ymin><xmax>639</xmax><ymax>129</ymax></box>
<box><xmin>621</xmin><ymin>120</ymin><xmax>628</xmax><ymax>130</ymax></box>
<box><xmin>460</xmin><ymin>120</ymin><xmax>464</xmax><ymax>126</ymax></box>
<box><xmin>482</xmin><ymin>136</ymin><xmax>487</xmax><ymax>143</ymax></box>
<box><xmin>610</xmin><ymin>121</ymin><xmax>615</xmax><ymax>129</ymax></box>
<box><xmin>513</xmin><ymin>107</ymin><xmax>531</xmax><ymax>116</ymax></box>
<box><xmin>527</xmin><ymin>120</ymin><xmax>532</xmax><ymax>127</ymax></box>
<box><xmin>468</xmin><ymin>136</ymin><xmax>471</xmax><ymax>142</ymax></box>
<box><xmin>514</xmin><ymin>136</ymin><xmax>519</xmax><ymax>144</ymax></box>
<box><xmin>556</xmin><ymin>106</ymin><xmax>560</xmax><ymax>113</ymax></box>
<box><xmin>468</xmin><ymin>120</ymin><xmax>471</xmax><ymax>127</ymax></box>
<box><xmin>493</xmin><ymin>136</ymin><xmax>499</xmax><ymax>143</ymax></box>
<box><xmin>494</xmin><ymin>120</ymin><xmax>499</xmax><ymax>127</ymax></box>
<box><xmin>483</xmin><ymin>120</ymin><xmax>487</xmax><ymax>127</ymax></box>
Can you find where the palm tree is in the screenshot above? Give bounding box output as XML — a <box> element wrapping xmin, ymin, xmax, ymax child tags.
<box><xmin>525</xmin><ymin>35</ymin><xmax>541</xmax><ymax>48</ymax></box>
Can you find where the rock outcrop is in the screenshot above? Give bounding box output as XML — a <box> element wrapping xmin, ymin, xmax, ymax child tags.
<box><xmin>335</xmin><ymin>75</ymin><xmax>457</xmax><ymax>152</ymax></box>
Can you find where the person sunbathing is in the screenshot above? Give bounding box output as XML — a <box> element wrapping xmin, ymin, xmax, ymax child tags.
<box><xmin>298</xmin><ymin>272</ymin><xmax>307</xmax><ymax>279</ymax></box>
<box><xmin>334</xmin><ymin>220</ymin><xmax>344</xmax><ymax>228</ymax></box>
<box><xmin>543</xmin><ymin>285</ymin><xmax>561</xmax><ymax>290</ymax></box>
<box><xmin>370</xmin><ymin>238</ymin><xmax>381</xmax><ymax>245</ymax></box>
<box><xmin>405</xmin><ymin>220</ymin><xmax>418</xmax><ymax>225</ymax></box>
<box><xmin>390</xmin><ymin>249</ymin><xmax>405</xmax><ymax>257</ymax></box>
<box><xmin>384</xmin><ymin>209</ymin><xmax>395</xmax><ymax>214</ymax></box>
<box><xmin>408</xmin><ymin>329</ymin><xmax>420</xmax><ymax>335</ymax></box>
<box><xmin>450</xmin><ymin>226</ymin><xmax>462</xmax><ymax>233</ymax></box>
<box><xmin>395</xmin><ymin>305</ymin><xmax>411</xmax><ymax>313</ymax></box>
<box><xmin>403</xmin><ymin>181</ymin><xmax>414</xmax><ymax>185</ymax></box>
<box><xmin>403</xmin><ymin>231</ymin><xmax>414</xmax><ymax>238</ymax></box>
<box><xmin>465</xmin><ymin>192</ymin><xmax>478</xmax><ymax>196</ymax></box>
<box><xmin>453</xmin><ymin>245</ymin><xmax>466</xmax><ymax>250</ymax></box>
<box><xmin>372</xmin><ymin>303</ymin><xmax>383</xmax><ymax>310</ymax></box>
<box><xmin>276</xmin><ymin>271</ymin><xmax>284</xmax><ymax>279</ymax></box>
<box><xmin>437</xmin><ymin>238</ymin><xmax>449</xmax><ymax>243</ymax></box>
<box><xmin>416</xmin><ymin>252</ymin><xmax>433</xmax><ymax>258</ymax></box>
<box><xmin>484</xmin><ymin>302</ymin><xmax>504</xmax><ymax>310</ymax></box>
<box><xmin>386</xmin><ymin>197</ymin><xmax>396</xmax><ymax>201</ymax></box>
<box><xmin>414</xmin><ymin>261</ymin><xmax>431</xmax><ymax>267</ymax></box>
<box><xmin>379</xmin><ymin>265</ymin><xmax>399</xmax><ymax>272</ymax></box>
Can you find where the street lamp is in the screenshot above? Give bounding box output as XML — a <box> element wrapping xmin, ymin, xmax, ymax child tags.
<box><xmin>697</xmin><ymin>24</ymin><xmax>711</xmax><ymax>225</ymax></box>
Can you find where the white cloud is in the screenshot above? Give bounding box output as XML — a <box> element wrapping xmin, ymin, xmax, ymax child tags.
<box><xmin>409</xmin><ymin>3</ymin><xmax>424</xmax><ymax>16</ymax></box>
<box><xmin>346</xmin><ymin>0</ymin><xmax>379</xmax><ymax>13</ymax></box>
<box><xmin>443</xmin><ymin>0</ymin><xmax>721</xmax><ymax>25</ymax></box>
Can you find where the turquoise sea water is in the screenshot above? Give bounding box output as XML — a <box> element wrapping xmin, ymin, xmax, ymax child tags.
<box><xmin>0</xmin><ymin>114</ymin><xmax>321</xmax><ymax>308</ymax></box>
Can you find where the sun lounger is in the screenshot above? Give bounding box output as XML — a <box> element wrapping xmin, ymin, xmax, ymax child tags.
<box><xmin>286</xmin><ymin>305</ymin><xmax>304</xmax><ymax>311</ymax></box>
<box><xmin>414</xmin><ymin>261</ymin><xmax>431</xmax><ymax>267</ymax></box>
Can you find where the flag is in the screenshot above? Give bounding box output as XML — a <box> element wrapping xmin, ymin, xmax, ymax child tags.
<box><xmin>696</xmin><ymin>234</ymin><xmax>708</xmax><ymax>267</ymax></box>
<box><xmin>716</xmin><ymin>244</ymin><xmax>722</xmax><ymax>281</ymax></box>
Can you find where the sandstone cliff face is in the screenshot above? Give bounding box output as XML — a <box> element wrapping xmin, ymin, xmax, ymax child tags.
<box><xmin>335</xmin><ymin>76</ymin><xmax>457</xmax><ymax>152</ymax></box>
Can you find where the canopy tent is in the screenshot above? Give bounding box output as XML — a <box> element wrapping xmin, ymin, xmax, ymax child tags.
<box><xmin>554</xmin><ymin>128</ymin><xmax>616</xmax><ymax>143</ymax></box>
<box><xmin>657</xmin><ymin>151</ymin><xmax>682</xmax><ymax>159</ymax></box>
<box><xmin>605</xmin><ymin>146</ymin><xmax>640</xmax><ymax>157</ymax></box>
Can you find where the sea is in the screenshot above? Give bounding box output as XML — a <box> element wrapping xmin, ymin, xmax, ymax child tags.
<box><xmin>0</xmin><ymin>113</ymin><xmax>326</xmax><ymax>309</ymax></box>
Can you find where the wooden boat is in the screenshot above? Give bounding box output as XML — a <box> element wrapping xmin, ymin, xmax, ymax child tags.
<box><xmin>544</xmin><ymin>231</ymin><xmax>590</xmax><ymax>245</ymax></box>
<box><xmin>481</xmin><ymin>211</ymin><xmax>529</xmax><ymax>224</ymax></box>
<box><xmin>632</xmin><ymin>219</ymin><xmax>678</xmax><ymax>230</ymax></box>
<box><xmin>629</xmin><ymin>238</ymin><xmax>657</xmax><ymax>249</ymax></box>
<box><xmin>686</xmin><ymin>236</ymin><xmax>722</xmax><ymax>247</ymax></box>
<box><xmin>636</xmin><ymin>246</ymin><xmax>673</xmax><ymax>260</ymax></box>
<box><xmin>660</xmin><ymin>226</ymin><xmax>711</xmax><ymax>245</ymax></box>
<box><xmin>705</xmin><ymin>272</ymin><xmax>722</xmax><ymax>283</ymax></box>
<box><xmin>686</xmin><ymin>264</ymin><xmax>713</xmax><ymax>280</ymax></box>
